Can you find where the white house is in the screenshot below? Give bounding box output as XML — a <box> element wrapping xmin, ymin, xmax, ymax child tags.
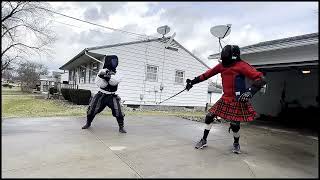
<box><xmin>207</xmin><ymin>82</ymin><xmax>222</xmax><ymax>105</ymax></box>
<box><xmin>208</xmin><ymin>32</ymin><xmax>318</xmax><ymax>117</ymax></box>
<box><xmin>59</xmin><ymin>37</ymin><xmax>211</xmax><ymax>109</ymax></box>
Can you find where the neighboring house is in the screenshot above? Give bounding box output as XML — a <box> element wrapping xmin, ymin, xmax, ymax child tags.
<box><xmin>208</xmin><ymin>32</ymin><xmax>318</xmax><ymax>116</ymax></box>
<box><xmin>39</xmin><ymin>75</ymin><xmax>55</xmax><ymax>93</ymax></box>
<box><xmin>39</xmin><ymin>71</ymin><xmax>64</xmax><ymax>93</ymax></box>
<box><xmin>207</xmin><ymin>82</ymin><xmax>223</xmax><ymax>105</ymax></box>
<box><xmin>59</xmin><ymin>37</ymin><xmax>210</xmax><ymax>108</ymax></box>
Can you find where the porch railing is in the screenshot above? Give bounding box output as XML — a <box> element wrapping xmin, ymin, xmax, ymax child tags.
<box><xmin>60</xmin><ymin>83</ymin><xmax>78</xmax><ymax>89</ymax></box>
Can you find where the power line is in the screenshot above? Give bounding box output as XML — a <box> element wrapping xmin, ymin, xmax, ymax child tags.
<box><xmin>45</xmin><ymin>17</ymin><xmax>145</xmax><ymax>43</ymax></box>
<box><xmin>39</xmin><ymin>8</ymin><xmax>213</xmax><ymax>71</ymax></box>
<box><xmin>48</xmin><ymin>23</ymin><xmax>208</xmax><ymax>72</ymax></box>
<box><xmin>40</xmin><ymin>7</ymin><xmax>157</xmax><ymax>39</ymax></box>
<box><xmin>42</xmin><ymin>11</ymin><xmax>206</xmax><ymax>63</ymax></box>
<box><xmin>48</xmin><ymin>18</ymin><xmax>82</xmax><ymax>29</ymax></box>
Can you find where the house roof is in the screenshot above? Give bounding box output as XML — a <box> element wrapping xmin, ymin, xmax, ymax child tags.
<box><xmin>59</xmin><ymin>37</ymin><xmax>210</xmax><ymax>70</ymax></box>
<box><xmin>208</xmin><ymin>32</ymin><xmax>318</xmax><ymax>59</ymax></box>
<box><xmin>39</xmin><ymin>75</ymin><xmax>57</xmax><ymax>81</ymax></box>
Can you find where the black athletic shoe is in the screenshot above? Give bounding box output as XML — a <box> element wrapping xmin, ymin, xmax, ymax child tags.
<box><xmin>232</xmin><ymin>143</ymin><xmax>241</xmax><ymax>154</ymax></box>
<box><xmin>195</xmin><ymin>139</ymin><xmax>207</xmax><ymax>149</ymax></box>
<box><xmin>82</xmin><ymin>123</ymin><xmax>91</xmax><ymax>129</ymax></box>
<box><xmin>119</xmin><ymin>126</ymin><xmax>127</xmax><ymax>133</ymax></box>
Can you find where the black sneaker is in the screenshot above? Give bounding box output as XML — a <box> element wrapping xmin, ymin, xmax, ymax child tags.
<box><xmin>232</xmin><ymin>143</ymin><xmax>241</xmax><ymax>154</ymax></box>
<box><xmin>195</xmin><ymin>139</ymin><xmax>207</xmax><ymax>149</ymax></box>
<box><xmin>119</xmin><ymin>126</ymin><xmax>127</xmax><ymax>133</ymax></box>
<box><xmin>81</xmin><ymin>123</ymin><xmax>91</xmax><ymax>129</ymax></box>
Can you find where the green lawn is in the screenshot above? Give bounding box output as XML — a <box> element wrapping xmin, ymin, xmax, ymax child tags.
<box><xmin>1</xmin><ymin>87</ymin><xmax>204</xmax><ymax>119</ymax></box>
<box><xmin>1</xmin><ymin>87</ymin><xmax>28</xmax><ymax>95</ymax></box>
<box><xmin>2</xmin><ymin>87</ymin><xmax>98</xmax><ymax>118</ymax></box>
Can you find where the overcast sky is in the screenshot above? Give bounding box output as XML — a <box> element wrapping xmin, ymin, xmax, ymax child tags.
<box><xmin>38</xmin><ymin>1</ymin><xmax>318</xmax><ymax>73</ymax></box>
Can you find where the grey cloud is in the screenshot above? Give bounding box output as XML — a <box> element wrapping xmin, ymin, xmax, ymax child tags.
<box><xmin>84</xmin><ymin>7</ymin><xmax>101</xmax><ymax>21</ymax></box>
<box><xmin>81</xmin><ymin>2</ymin><xmax>127</xmax><ymax>22</ymax></box>
<box><xmin>56</xmin><ymin>6</ymin><xmax>71</xmax><ymax>12</ymax></box>
<box><xmin>47</xmin><ymin>2</ymin><xmax>317</xmax><ymax>71</ymax></box>
<box><xmin>73</xmin><ymin>26</ymin><xmax>140</xmax><ymax>49</ymax></box>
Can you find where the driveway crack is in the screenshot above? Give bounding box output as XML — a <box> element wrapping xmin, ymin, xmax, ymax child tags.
<box><xmin>88</xmin><ymin>130</ymin><xmax>143</xmax><ymax>178</ymax></box>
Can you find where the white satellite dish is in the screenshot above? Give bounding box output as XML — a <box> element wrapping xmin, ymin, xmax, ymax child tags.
<box><xmin>157</xmin><ymin>25</ymin><xmax>171</xmax><ymax>37</ymax></box>
<box><xmin>165</xmin><ymin>32</ymin><xmax>176</xmax><ymax>48</ymax></box>
<box><xmin>210</xmin><ymin>24</ymin><xmax>231</xmax><ymax>39</ymax></box>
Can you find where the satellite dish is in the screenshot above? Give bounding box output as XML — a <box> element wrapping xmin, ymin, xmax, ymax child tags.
<box><xmin>210</xmin><ymin>24</ymin><xmax>231</xmax><ymax>39</ymax></box>
<box><xmin>157</xmin><ymin>25</ymin><xmax>170</xmax><ymax>37</ymax></box>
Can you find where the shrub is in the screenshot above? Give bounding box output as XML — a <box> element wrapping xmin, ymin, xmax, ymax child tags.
<box><xmin>49</xmin><ymin>87</ymin><xmax>58</xmax><ymax>95</ymax></box>
<box><xmin>69</xmin><ymin>89</ymin><xmax>91</xmax><ymax>105</ymax></box>
<box><xmin>61</xmin><ymin>88</ymin><xmax>71</xmax><ymax>101</ymax></box>
<box><xmin>2</xmin><ymin>83</ymin><xmax>13</xmax><ymax>88</ymax></box>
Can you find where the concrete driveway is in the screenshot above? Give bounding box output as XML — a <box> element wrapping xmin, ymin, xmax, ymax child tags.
<box><xmin>2</xmin><ymin>115</ymin><xmax>318</xmax><ymax>178</ymax></box>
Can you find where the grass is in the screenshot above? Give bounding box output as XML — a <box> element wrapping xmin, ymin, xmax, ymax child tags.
<box><xmin>2</xmin><ymin>87</ymin><xmax>97</xmax><ymax>117</ymax></box>
<box><xmin>1</xmin><ymin>87</ymin><xmax>29</xmax><ymax>95</ymax></box>
<box><xmin>1</xmin><ymin>87</ymin><xmax>205</xmax><ymax>119</ymax></box>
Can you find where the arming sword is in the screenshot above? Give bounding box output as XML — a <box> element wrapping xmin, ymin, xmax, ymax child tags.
<box><xmin>157</xmin><ymin>88</ymin><xmax>187</xmax><ymax>104</ymax></box>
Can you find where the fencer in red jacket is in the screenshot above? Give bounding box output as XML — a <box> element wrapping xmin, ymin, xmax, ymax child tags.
<box><xmin>186</xmin><ymin>45</ymin><xmax>266</xmax><ymax>153</ymax></box>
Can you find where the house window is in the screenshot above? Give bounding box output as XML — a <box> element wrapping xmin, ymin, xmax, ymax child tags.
<box><xmin>79</xmin><ymin>66</ymin><xmax>86</xmax><ymax>84</ymax></box>
<box><xmin>146</xmin><ymin>65</ymin><xmax>158</xmax><ymax>82</ymax></box>
<box><xmin>175</xmin><ymin>70</ymin><xmax>184</xmax><ymax>84</ymax></box>
<box><xmin>89</xmin><ymin>62</ymin><xmax>99</xmax><ymax>83</ymax></box>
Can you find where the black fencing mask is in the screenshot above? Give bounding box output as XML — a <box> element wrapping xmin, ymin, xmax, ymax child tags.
<box><xmin>103</xmin><ymin>55</ymin><xmax>118</xmax><ymax>72</ymax></box>
<box><xmin>220</xmin><ymin>45</ymin><xmax>241</xmax><ymax>67</ymax></box>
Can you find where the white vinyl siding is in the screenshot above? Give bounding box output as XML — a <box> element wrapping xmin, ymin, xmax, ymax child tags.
<box><xmin>146</xmin><ymin>65</ymin><xmax>158</xmax><ymax>82</ymax></box>
<box><xmin>241</xmin><ymin>44</ymin><xmax>318</xmax><ymax>66</ymax></box>
<box><xmin>77</xmin><ymin>40</ymin><xmax>208</xmax><ymax>107</ymax></box>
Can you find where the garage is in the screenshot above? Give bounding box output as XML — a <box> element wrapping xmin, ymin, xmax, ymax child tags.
<box><xmin>209</xmin><ymin>33</ymin><xmax>319</xmax><ymax>129</ymax></box>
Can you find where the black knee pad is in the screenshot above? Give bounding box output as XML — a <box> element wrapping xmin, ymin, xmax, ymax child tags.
<box><xmin>205</xmin><ymin>113</ymin><xmax>215</xmax><ymax>124</ymax></box>
<box><xmin>230</xmin><ymin>121</ymin><xmax>240</xmax><ymax>132</ymax></box>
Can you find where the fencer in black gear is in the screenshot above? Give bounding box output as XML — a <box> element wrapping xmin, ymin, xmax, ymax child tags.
<box><xmin>82</xmin><ymin>55</ymin><xmax>127</xmax><ymax>133</ymax></box>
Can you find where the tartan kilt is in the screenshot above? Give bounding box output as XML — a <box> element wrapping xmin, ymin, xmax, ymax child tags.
<box><xmin>209</xmin><ymin>98</ymin><xmax>256</xmax><ymax>122</ymax></box>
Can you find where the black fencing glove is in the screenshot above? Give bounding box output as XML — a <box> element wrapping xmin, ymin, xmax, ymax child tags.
<box><xmin>238</xmin><ymin>76</ymin><xmax>266</xmax><ymax>102</ymax></box>
<box><xmin>186</xmin><ymin>76</ymin><xmax>201</xmax><ymax>91</ymax></box>
<box><xmin>186</xmin><ymin>79</ymin><xmax>193</xmax><ymax>91</ymax></box>
<box><xmin>98</xmin><ymin>69</ymin><xmax>112</xmax><ymax>81</ymax></box>
<box><xmin>238</xmin><ymin>91</ymin><xmax>252</xmax><ymax>102</ymax></box>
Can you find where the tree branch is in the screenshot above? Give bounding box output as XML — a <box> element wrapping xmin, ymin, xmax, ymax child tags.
<box><xmin>1</xmin><ymin>55</ymin><xmax>18</xmax><ymax>72</ymax></box>
<box><xmin>1</xmin><ymin>2</ymin><xmax>22</xmax><ymax>22</ymax></box>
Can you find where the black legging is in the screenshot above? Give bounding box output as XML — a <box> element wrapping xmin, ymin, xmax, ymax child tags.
<box><xmin>86</xmin><ymin>92</ymin><xmax>125</xmax><ymax>127</ymax></box>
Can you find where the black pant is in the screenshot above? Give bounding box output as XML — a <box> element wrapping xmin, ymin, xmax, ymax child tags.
<box><xmin>86</xmin><ymin>91</ymin><xmax>125</xmax><ymax>127</ymax></box>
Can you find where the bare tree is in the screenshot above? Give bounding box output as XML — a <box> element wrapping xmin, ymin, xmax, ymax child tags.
<box><xmin>2</xmin><ymin>66</ymin><xmax>15</xmax><ymax>81</ymax></box>
<box><xmin>16</xmin><ymin>61</ymin><xmax>48</xmax><ymax>92</ymax></box>
<box><xmin>1</xmin><ymin>1</ymin><xmax>56</xmax><ymax>73</ymax></box>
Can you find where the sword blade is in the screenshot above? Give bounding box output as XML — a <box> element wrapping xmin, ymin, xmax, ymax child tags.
<box><xmin>158</xmin><ymin>88</ymin><xmax>186</xmax><ymax>104</ymax></box>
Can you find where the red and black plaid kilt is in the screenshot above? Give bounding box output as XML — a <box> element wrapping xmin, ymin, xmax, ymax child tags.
<box><xmin>209</xmin><ymin>98</ymin><xmax>256</xmax><ymax>122</ymax></box>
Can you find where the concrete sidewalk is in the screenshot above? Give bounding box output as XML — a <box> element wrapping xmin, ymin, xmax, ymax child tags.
<box><xmin>2</xmin><ymin>115</ymin><xmax>318</xmax><ymax>178</ymax></box>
